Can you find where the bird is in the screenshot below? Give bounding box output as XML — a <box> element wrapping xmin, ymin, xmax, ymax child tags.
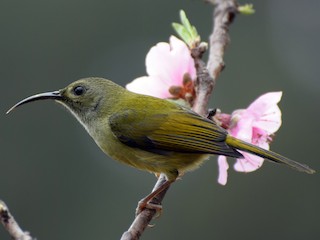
<box><xmin>7</xmin><ymin>77</ymin><xmax>315</xmax><ymax>210</ymax></box>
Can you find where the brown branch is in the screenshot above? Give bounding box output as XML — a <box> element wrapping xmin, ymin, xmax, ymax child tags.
<box><xmin>0</xmin><ymin>200</ymin><xmax>34</xmax><ymax>240</ymax></box>
<box><xmin>207</xmin><ymin>0</ymin><xmax>238</xmax><ymax>80</ymax></box>
<box><xmin>192</xmin><ymin>0</ymin><xmax>238</xmax><ymax>116</ymax></box>
<box><xmin>192</xmin><ymin>43</ymin><xmax>214</xmax><ymax>116</ymax></box>
<box><xmin>120</xmin><ymin>1</ymin><xmax>239</xmax><ymax>239</ymax></box>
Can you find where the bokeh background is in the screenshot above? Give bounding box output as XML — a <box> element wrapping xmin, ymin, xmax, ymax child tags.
<box><xmin>1</xmin><ymin>0</ymin><xmax>319</xmax><ymax>239</ymax></box>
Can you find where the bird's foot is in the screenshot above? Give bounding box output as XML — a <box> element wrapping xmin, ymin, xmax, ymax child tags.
<box><xmin>207</xmin><ymin>108</ymin><xmax>217</xmax><ymax>119</ymax></box>
<box><xmin>135</xmin><ymin>200</ymin><xmax>163</xmax><ymax>219</ymax></box>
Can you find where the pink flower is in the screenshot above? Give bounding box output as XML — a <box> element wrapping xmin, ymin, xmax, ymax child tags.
<box><xmin>126</xmin><ymin>36</ymin><xmax>196</xmax><ymax>99</ymax></box>
<box><xmin>217</xmin><ymin>92</ymin><xmax>283</xmax><ymax>185</ymax></box>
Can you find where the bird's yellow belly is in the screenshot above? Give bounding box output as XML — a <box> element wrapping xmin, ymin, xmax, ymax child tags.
<box><xmin>95</xmin><ymin>131</ymin><xmax>209</xmax><ymax>180</ymax></box>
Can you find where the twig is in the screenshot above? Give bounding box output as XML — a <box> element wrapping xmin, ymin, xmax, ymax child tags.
<box><xmin>192</xmin><ymin>0</ymin><xmax>238</xmax><ymax>116</ymax></box>
<box><xmin>207</xmin><ymin>0</ymin><xmax>238</xmax><ymax>80</ymax></box>
<box><xmin>191</xmin><ymin>43</ymin><xmax>214</xmax><ymax>116</ymax></box>
<box><xmin>0</xmin><ymin>200</ymin><xmax>34</xmax><ymax>240</ymax></box>
<box><xmin>120</xmin><ymin>1</ymin><xmax>238</xmax><ymax>239</ymax></box>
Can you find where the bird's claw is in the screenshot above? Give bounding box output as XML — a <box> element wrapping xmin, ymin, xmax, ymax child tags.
<box><xmin>207</xmin><ymin>108</ymin><xmax>217</xmax><ymax>119</ymax></box>
<box><xmin>135</xmin><ymin>200</ymin><xmax>163</xmax><ymax>219</ymax></box>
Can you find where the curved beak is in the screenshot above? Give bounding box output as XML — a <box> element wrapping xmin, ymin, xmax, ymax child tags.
<box><xmin>6</xmin><ymin>90</ymin><xmax>63</xmax><ymax>114</ymax></box>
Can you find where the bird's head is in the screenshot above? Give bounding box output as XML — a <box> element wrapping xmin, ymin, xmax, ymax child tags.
<box><xmin>7</xmin><ymin>77</ymin><xmax>125</xmax><ymax>125</ymax></box>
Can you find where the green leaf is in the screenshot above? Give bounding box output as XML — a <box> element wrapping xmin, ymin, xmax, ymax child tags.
<box><xmin>238</xmin><ymin>4</ymin><xmax>255</xmax><ymax>15</ymax></box>
<box><xmin>172</xmin><ymin>22</ymin><xmax>192</xmax><ymax>45</ymax></box>
<box><xmin>172</xmin><ymin>10</ymin><xmax>200</xmax><ymax>48</ymax></box>
<box><xmin>179</xmin><ymin>10</ymin><xmax>193</xmax><ymax>35</ymax></box>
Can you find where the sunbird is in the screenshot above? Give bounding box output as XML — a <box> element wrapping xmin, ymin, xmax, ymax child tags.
<box><xmin>7</xmin><ymin>78</ymin><xmax>315</xmax><ymax>208</ymax></box>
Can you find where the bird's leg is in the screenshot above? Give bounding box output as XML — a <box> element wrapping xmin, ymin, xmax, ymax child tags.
<box><xmin>207</xmin><ymin>108</ymin><xmax>217</xmax><ymax>120</ymax></box>
<box><xmin>136</xmin><ymin>178</ymin><xmax>173</xmax><ymax>217</ymax></box>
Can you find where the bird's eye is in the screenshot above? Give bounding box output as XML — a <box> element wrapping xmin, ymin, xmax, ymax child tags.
<box><xmin>73</xmin><ymin>86</ymin><xmax>85</xmax><ymax>96</ymax></box>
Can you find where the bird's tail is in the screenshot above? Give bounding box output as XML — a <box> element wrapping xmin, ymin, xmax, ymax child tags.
<box><xmin>226</xmin><ymin>135</ymin><xmax>315</xmax><ymax>174</ymax></box>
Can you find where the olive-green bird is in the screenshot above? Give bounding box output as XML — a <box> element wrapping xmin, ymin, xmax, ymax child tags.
<box><xmin>7</xmin><ymin>77</ymin><xmax>315</xmax><ymax>205</ymax></box>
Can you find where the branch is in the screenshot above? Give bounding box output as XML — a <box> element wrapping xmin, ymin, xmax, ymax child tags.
<box><xmin>192</xmin><ymin>0</ymin><xmax>238</xmax><ymax>116</ymax></box>
<box><xmin>207</xmin><ymin>0</ymin><xmax>238</xmax><ymax>80</ymax></box>
<box><xmin>0</xmin><ymin>200</ymin><xmax>34</xmax><ymax>240</ymax></box>
<box><xmin>120</xmin><ymin>1</ymin><xmax>239</xmax><ymax>239</ymax></box>
<box><xmin>192</xmin><ymin>43</ymin><xmax>214</xmax><ymax>116</ymax></box>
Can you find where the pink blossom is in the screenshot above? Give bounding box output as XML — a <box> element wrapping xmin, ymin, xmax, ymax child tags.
<box><xmin>217</xmin><ymin>92</ymin><xmax>283</xmax><ymax>185</ymax></box>
<box><xmin>126</xmin><ymin>36</ymin><xmax>196</xmax><ymax>99</ymax></box>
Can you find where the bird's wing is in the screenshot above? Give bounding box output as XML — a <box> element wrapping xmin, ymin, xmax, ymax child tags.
<box><xmin>109</xmin><ymin>107</ymin><xmax>242</xmax><ymax>158</ymax></box>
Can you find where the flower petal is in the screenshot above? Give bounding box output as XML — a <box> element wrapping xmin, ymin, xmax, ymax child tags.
<box><xmin>253</xmin><ymin>104</ymin><xmax>282</xmax><ymax>134</ymax></box>
<box><xmin>234</xmin><ymin>152</ymin><xmax>264</xmax><ymax>172</ymax></box>
<box><xmin>146</xmin><ymin>36</ymin><xmax>196</xmax><ymax>86</ymax></box>
<box><xmin>126</xmin><ymin>36</ymin><xmax>196</xmax><ymax>98</ymax></box>
<box><xmin>126</xmin><ymin>76</ymin><xmax>171</xmax><ymax>98</ymax></box>
<box><xmin>247</xmin><ymin>91</ymin><xmax>282</xmax><ymax>114</ymax></box>
<box><xmin>230</xmin><ymin>114</ymin><xmax>254</xmax><ymax>143</ymax></box>
<box><xmin>217</xmin><ymin>156</ymin><xmax>229</xmax><ymax>185</ymax></box>
<box><xmin>248</xmin><ymin>92</ymin><xmax>282</xmax><ymax>133</ymax></box>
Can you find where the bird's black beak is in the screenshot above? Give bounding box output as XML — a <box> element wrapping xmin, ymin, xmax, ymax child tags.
<box><xmin>6</xmin><ymin>90</ymin><xmax>63</xmax><ymax>114</ymax></box>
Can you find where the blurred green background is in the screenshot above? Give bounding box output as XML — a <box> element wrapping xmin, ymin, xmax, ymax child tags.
<box><xmin>1</xmin><ymin>0</ymin><xmax>319</xmax><ymax>239</ymax></box>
